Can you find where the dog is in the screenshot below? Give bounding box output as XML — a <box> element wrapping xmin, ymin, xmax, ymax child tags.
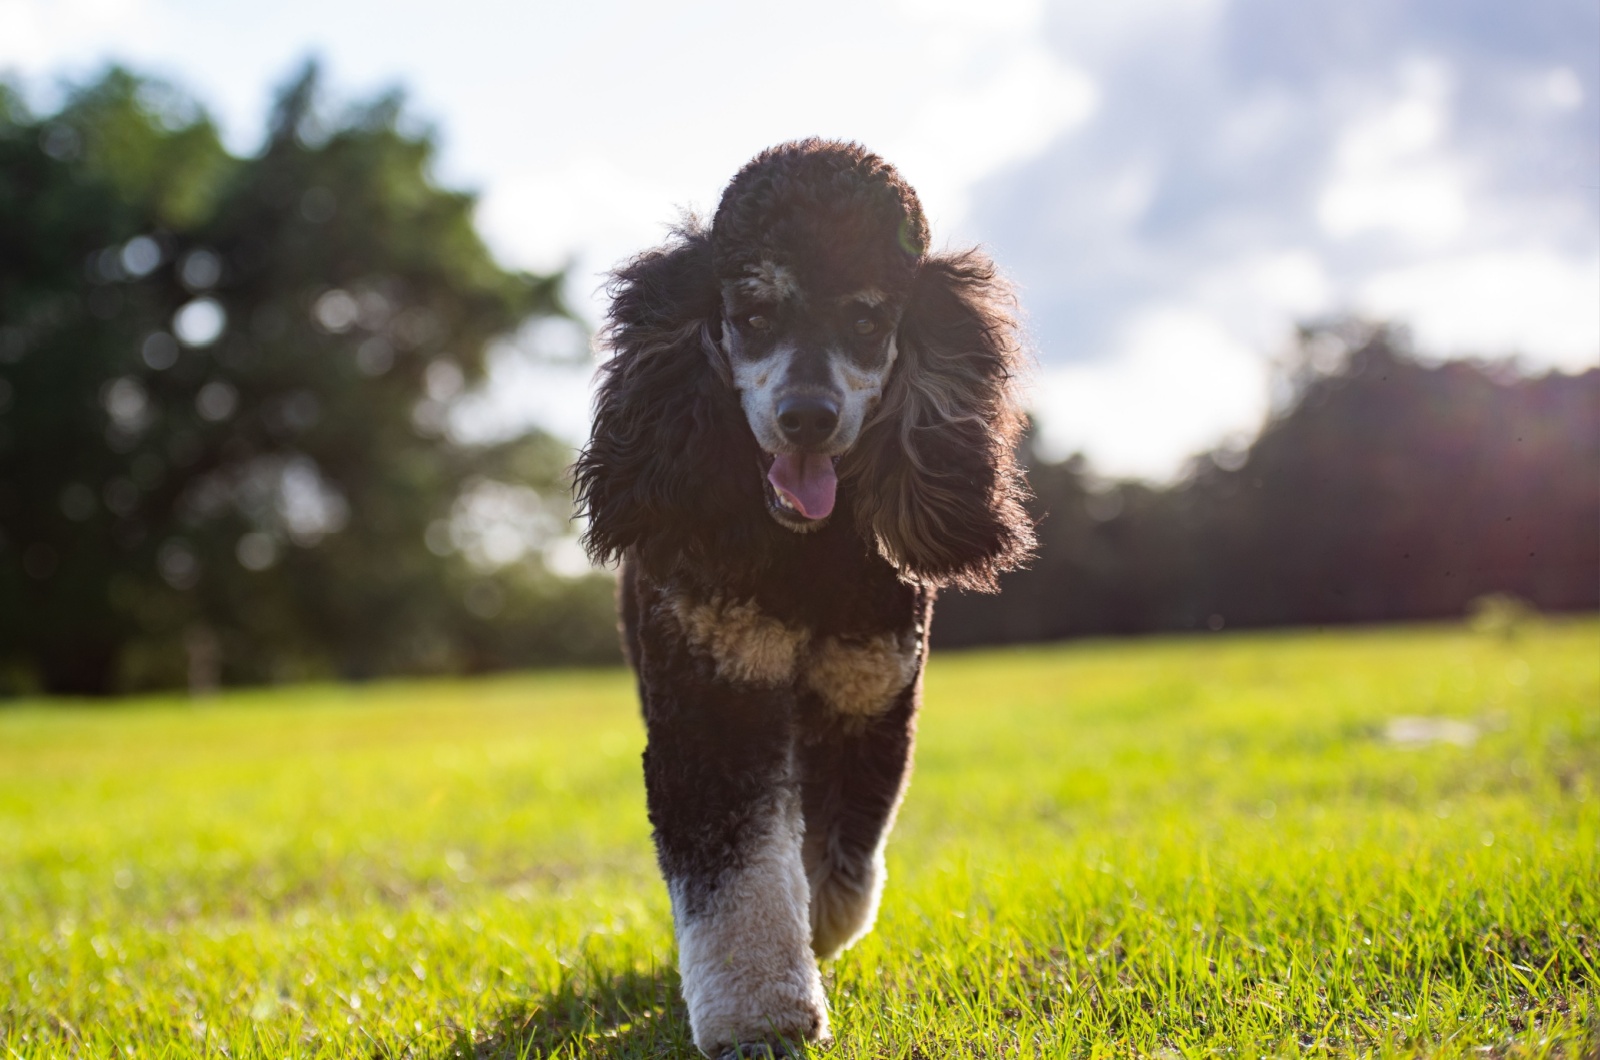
<box><xmin>574</xmin><ymin>139</ymin><xmax>1033</xmax><ymax>1057</ymax></box>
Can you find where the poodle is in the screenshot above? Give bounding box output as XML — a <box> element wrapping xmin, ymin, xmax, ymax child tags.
<box><xmin>574</xmin><ymin>139</ymin><xmax>1033</xmax><ymax>1057</ymax></box>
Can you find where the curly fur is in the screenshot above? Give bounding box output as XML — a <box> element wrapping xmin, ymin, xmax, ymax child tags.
<box><xmin>842</xmin><ymin>251</ymin><xmax>1034</xmax><ymax>589</ymax></box>
<box><xmin>575</xmin><ymin>228</ymin><xmax>773</xmax><ymax>577</ymax></box>
<box><xmin>574</xmin><ymin>143</ymin><xmax>1034</xmax><ymax>586</ymax></box>
<box><xmin>571</xmin><ymin>139</ymin><xmax>1032</xmax><ymax>1059</ymax></box>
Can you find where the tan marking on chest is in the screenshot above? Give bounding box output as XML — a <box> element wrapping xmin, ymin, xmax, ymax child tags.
<box><xmin>667</xmin><ymin>593</ymin><xmax>807</xmax><ymax>686</ymax></box>
<box><xmin>804</xmin><ymin>632</ymin><xmax>920</xmax><ymax>720</ymax></box>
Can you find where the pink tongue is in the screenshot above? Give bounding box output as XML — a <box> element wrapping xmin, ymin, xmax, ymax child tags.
<box><xmin>767</xmin><ymin>453</ymin><xmax>837</xmax><ymax>520</ymax></box>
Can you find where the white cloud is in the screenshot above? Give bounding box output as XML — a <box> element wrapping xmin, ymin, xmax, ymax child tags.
<box><xmin>894</xmin><ymin>0</ymin><xmax>1046</xmax><ymax>33</ymax></box>
<box><xmin>888</xmin><ymin>45</ymin><xmax>1098</xmax><ymax>231</ymax></box>
<box><xmin>1048</xmin><ymin>0</ymin><xmax>1230</xmax><ymax>62</ymax></box>
<box><xmin>476</xmin><ymin>155</ymin><xmax>692</xmax><ymax>324</ymax></box>
<box><xmin>1357</xmin><ymin>250</ymin><xmax>1600</xmax><ymax>371</ymax></box>
<box><xmin>1016</xmin><ymin>246</ymin><xmax>1332</xmax><ymax>480</ymax></box>
<box><xmin>1545</xmin><ymin>66</ymin><xmax>1583</xmax><ymax>111</ymax></box>
<box><xmin>478</xmin><ymin>158</ymin><xmax>675</xmax><ymax>276</ymax></box>
<box><xmin>1316</xmin><ymin>59</ymin><xmax>1469</xmax><ymax>245</ymax></box>
<box><xmin>1190</xmin><ymin>250</ymin><xmax>1334</xmax><ymax>351</ymax></box>
<box><xmin>1032</xmin><ymin>307</ymin><xmax>1270</xmax><ymax>480</ymax></box>
<box><xmin>0</xmin><ymin>0</ymin><xmax>145</xmax><ymax>72</ymax></box>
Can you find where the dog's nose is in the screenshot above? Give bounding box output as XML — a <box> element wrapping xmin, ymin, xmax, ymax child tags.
<box><xmin>776</xmin><ymin>395</ymin><xmax>840</xmax><ymax>449</ymax></box>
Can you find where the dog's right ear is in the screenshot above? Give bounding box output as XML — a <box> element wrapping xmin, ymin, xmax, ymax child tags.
<box><xmin>573</xmin><ymin>226</ymin><xmax>763</xmax><ymax>572</ymax></box>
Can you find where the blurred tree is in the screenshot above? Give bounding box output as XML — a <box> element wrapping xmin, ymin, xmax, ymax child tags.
<box><xmin>0</xmin><ymin>64</ymin><xmax>617</xmax><ymax>694</ymax></box>
<box><xmin>1188</xmin><ymin>322</ymin><xmax>1600</xmax><ymax>627</ymax></box>
<box><xmin>937</xmin><ymin>322</ymin><xmax>1600</xmax><ymax>647</ymax></box>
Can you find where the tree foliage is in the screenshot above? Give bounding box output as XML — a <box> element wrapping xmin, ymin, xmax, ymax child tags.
<box><xmin>938</xmin><ymin>323</ymin><xmax>1600</xmax><ymax>647</ymax></box>
<box><xmin>0</xmin><ymin>65</ymin><xmax>617</xmax><ymax>694</ymax></box>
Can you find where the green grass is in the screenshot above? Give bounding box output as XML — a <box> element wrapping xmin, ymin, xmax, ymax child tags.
<box><xmin>2</xmin><ymin>619</ymin><xmax>1596</xmax><ymax>1058</ymax></box>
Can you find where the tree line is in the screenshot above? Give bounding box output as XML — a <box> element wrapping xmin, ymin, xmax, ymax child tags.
<box><xmin>938</xmin><ymin>322</ymin><xmax>1598</xmax><ymax>648</ymax></box>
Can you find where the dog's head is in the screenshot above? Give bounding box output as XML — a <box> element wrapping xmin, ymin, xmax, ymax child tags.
<box><xmin>710</xmin><ymin>141</ymin><xmax>928</xmax><ymax>531</ymax></box>
<box><xmin>575</xmin><ymin>139</ymin><xmax>1034</xmax><ymax>588</ymax></box>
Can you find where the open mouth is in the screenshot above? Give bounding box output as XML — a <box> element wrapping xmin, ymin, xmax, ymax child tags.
<box><xmin>761</xmin><ymin>451</ymin><xmax>839</xmax><ymax>530</ymax></box>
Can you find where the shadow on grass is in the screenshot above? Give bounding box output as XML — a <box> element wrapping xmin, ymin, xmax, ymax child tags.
<box><xmin>451</xmin><ymin>963</ymin><xmax>699</xmax><ymax>1059</ymax></box>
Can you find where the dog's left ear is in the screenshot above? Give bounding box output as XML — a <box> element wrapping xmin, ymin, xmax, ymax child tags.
<box><xmin>845</xmin><ymin>250</ymin><xmax>1036</xmax><ymax>591</ymax></box>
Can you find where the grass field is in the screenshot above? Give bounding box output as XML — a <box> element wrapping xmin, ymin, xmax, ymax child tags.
<box><xmin>2</xmin><ymin>619</ymin><xmax>1596</xmax><ymax>1058</ymax></box>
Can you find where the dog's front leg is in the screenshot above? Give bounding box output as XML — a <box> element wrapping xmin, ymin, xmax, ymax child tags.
<box><xmin>798</xmin><ymin>624</ymin><xmax>925</xmax><ymax>960</ymax></box>
<box><xmin>638</xmin><ymin>598</ymin><xmax>827</xmax><ymax>1057</ymax></box>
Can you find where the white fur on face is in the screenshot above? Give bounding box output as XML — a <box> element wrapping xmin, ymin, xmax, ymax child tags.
<box><xmin>728</xmin><ymin>337</ymin><xmax>800</xmax><ymax>455</ymax></box>
<box><xmin>672</xmin><ymin>792</ymin><xmax>830</xmax><ymax>1055</ymax></box>
<box><xmin>726</xmin><ymin>333</ymin><xmax>898</xmax><ymax>458</ymax></box>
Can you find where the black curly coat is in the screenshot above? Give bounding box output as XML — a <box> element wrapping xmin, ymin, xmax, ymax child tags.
<box><xmin>573</xmin><ymin>140</ymin><xmax>1032</xmax><ymax>1058</ymax></box>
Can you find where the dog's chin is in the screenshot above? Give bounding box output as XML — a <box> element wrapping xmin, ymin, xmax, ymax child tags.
<box><xmin>758</xmin><ymin>452</ymin><xmax>833</xmax><ymax>534</ymax></box>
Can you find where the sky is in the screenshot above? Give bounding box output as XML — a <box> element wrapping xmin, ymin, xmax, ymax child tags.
<box><xmin>4</xmin><ymin>0</ymin><xmax>1596</xmax><ymax>479</ymax></box>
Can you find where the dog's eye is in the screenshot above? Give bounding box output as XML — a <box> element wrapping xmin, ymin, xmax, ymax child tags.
<box><xmin>747</xmin><ymin>314</ymin><xmax>771</xmax><ymax>331</ymax></box>
<box><xmin>854</xmin><ymin>317</ymin><xmax>877</xmax><ymax>336</ymax></box>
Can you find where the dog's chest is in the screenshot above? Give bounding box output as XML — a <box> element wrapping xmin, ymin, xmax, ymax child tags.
<box><xmin>643</xmin><ymin>527</ymin><xmax>928</xmax><ymax>721</ymax></box>
<box><xmin>659</xmin><ymin>588</ymin><xmax>923</xmax><ymax>723</ymax></box>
